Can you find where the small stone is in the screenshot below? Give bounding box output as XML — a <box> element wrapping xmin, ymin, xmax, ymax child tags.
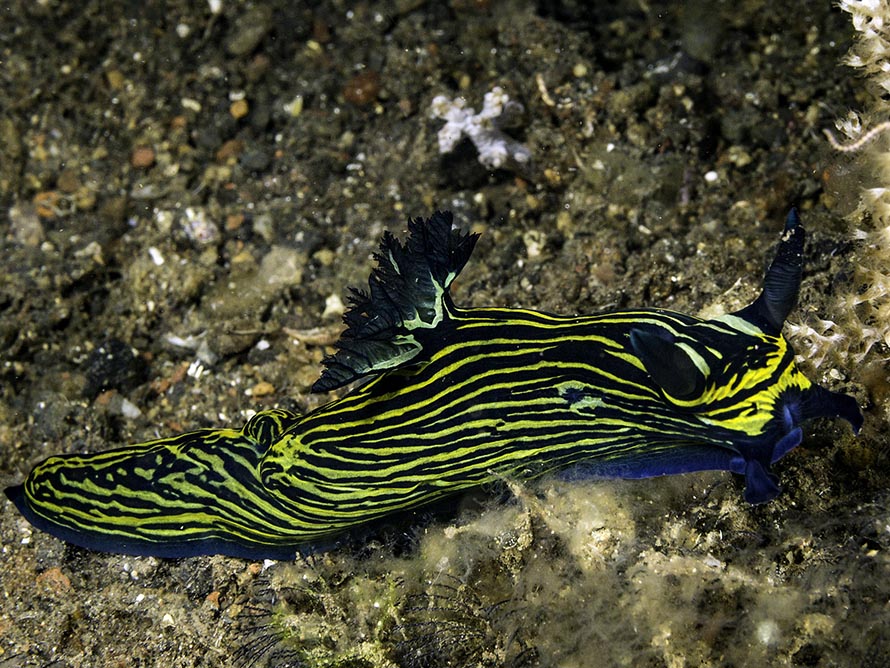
<box><xmin>252</xmin><ymin>213</ymin><xmax>274</xmax><ymax>241</ymax></box>
<box><xmin>225</xmin><ymin>5</ymin><xmax>272</xmax><ymax>56</ymax></box>
<box><xmin>99</xmin><ymin>195</ymin><xmax>128</xmax><ymax>225</ymax></box>
<box><xmin>258</xmin><ymin>246</ymin><xmax>304</xmax><ymax>288</ymax></box>
<box><xmin>323</xmin><ymin>293</ymin><xmax>345</xmax><ymax>319</ymax></box>
<box><xmin>182</xmin><ymin>97</ymin><xmax>202</xmax><ymax>112</ymax></box>
<box><xmin>523</xmin><ymin>230</ymin><xmax>546</xmax><ymax>259</ymax></box>
<box><xmin>30</xmin><ymin>392</ymin><xmax>75</xmax><ymax>442</ymax></box>
<box><xmin>33</xmin><ymin>191</ymin><xmax>60</xmax><ymax>219</ymax></box>
<box><xmin>182</xmin><ymin>207</ymin><xmax>220</xmax><ymax>245</ymax></box>
<box><xmin>131</xmin><ymin>145</ymin><xmax>155</xmax><ymax>169</ymax></box>
<box><xmin>36</xmin><ymin>567</ymin><xmax>72</xmax><ymax>595</ymax></box>
<box><xmin>225</xmin><ymin>213</ymin><xmax>245</xmax><ymax>231</ymax></box>
<box><xmin>247</xmin><ymin>339</ymin><xmax>276</xmax><ymax>366</ymax></box>
<box><xmin>250</xmin><ymin>381</ymin><xmax>275</xmax><ymax>397</ymax></box>
<box><xmin>105</xmin><ymin>69</ymin><xmax>125</xmax><ymax>90</ymax></box>
<box><xmin>343</xmin><ymin>70</ymin><xmax>381</xmax><ymax>106</ymax></box>
<box><xmin>9</xmin><ymin>202</ymin><xmax>45</xmax><ymax>246</ymax></box>
<box><xmin>283</xmin><ymin>95</ymin><xmax>304</xmax><ymax>117</ymax></box>
<box><xmin>94</xmin><ymin>390</ymin><xmax>116</xmax><ymax>407</ymax></box>
<box><xmin>240</xmin><ymin>148</ymin><xmax>271</xmax><ymax>172</ymax></box>
<box><xmin>119</xmin><ymin>397</ymin><xmax>143</xmax><ymax>419</ymax></box>
<box><xmin>544</xmin><ymin>168</ymin><xmax>562</xmax><ymax>186</ymax></box>
<box><xmin>215</xmin><ymin>138</ymin><xmax>245</xmax><ymax>162</ymax></box>
<box><xmin>204</xmin><ymin>591</ymin><xmax>221</xmax><ymax>610</ymax></box>
<box><xmin>148</xmin><ymin>247</ymin><xmax>165</xmax><ymax>265</ymax></box>
<box><xmin>83</xmin><ymin>339</ymin><xmax>149</xmax><ymax>399</ymax></box>
<box><xmin>245</xmin><ymin>54</ymin><xmax>271</xmax><ymax>82</ymax></box>
<box><xmin>75</xmin><ymin>190</ymin><xmax>96</xmax><ymax>211</ymax></box>
<box><xmin>313</xmin><ymin>248</ymin><xmax>335</xmax><ymax>267</ymax></box>
<box><xmin>230</xmin><ymin>98</ymin><xmax>249</xmax><ymax>119</ymax></box>
<box><xmin>56</xmin><ymin>168</ymin><xmax>80</xmax><ymax>193</ymax></box>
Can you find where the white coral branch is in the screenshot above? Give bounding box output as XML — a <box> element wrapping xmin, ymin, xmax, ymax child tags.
<box><xmin>430</xmin><ymin>87</ymin><xmax>531</xmax><ymax>170</ymax></box>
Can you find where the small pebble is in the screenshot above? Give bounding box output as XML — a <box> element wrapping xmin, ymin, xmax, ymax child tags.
<box><xmin>57</xmin><ymin>168</ymin><xmax>80</xmax><ymax>193</ymax></box>
<box><xmin>120</xmin><ymin>398</ymin><xmax>142</xmax><ymax>419</ymax></box>
<box><xmin>182</xmin><ymin>207</ymin><xmax>220</xmax><ymax>245</ymax></box>
<box><xmin>343</xmin><ymin>70</ymin><xmax>381</xmax><ymax>106</ymax></box>
<box><xmin>182</xmin><ymin>97</ymin><xmax>202</xmax><ymax>112</ymax></box>
<box><xmin>216</xmin><ymin>139</ymin><xmax>245</xmax><ymax>162</ymax></box>
<box><xmin>204</xmin><ymin>591</ymin><xmax>221</xmax><ymax>610</ymax></box>
<box><xmin>84</xmin><ymin>339</ymin><xmax>149</xmax><ymax>398</ymax></box>
<box><xmin>225</xmin><ymin>213</ymin><xmax>245</xmax><ymax>231</ymax></box>
<box><xmin>105</xmin><ymin>69</ymin><xmax>125</xmax><ymax>89</ymax></box>
<box><xmin>250</xmin><ymin>381</ymin><xmax>275</xmax><ymax>397</ymax></box>
<box><xmin>33</xmin><ymin>191</ymin><xmax>60</xmax><ymax>219</ymax></box>
<box><xmin>226</xmin><ymin>5</ymin><xmax>272</xmax><ymax>56</ymax></box>
<box><xmin>230</xmin><ymin>98</ymin><xmax>249</xmax><ymax>119</ymax></box>
<box><xmin>240</xmin><ymin>148</ymin><xmax>271</xmax><ymax>172</ymax></box>
<box><xmin>9</xmin><ymin>202</ymin><xmax>45</xmax><ymax>246</ymax></box>
<box><xmin>35</xmin><ymin>567</ymin><xmax>72</xmax><ymax>595</ymax></box>
<box><xmin>283</xmin><ymin>94</ymin><xmax>304</xmax><ymax>117</ymax></box>
<box><xmin>148</xmin><ymin>246</ymin><xmax>165</xmax><ymax>266</ymax></box>
<box><xmin>245</xmin><ymin>54</ymin><xmax>271</xmax><ymax>82</ymax></box>
<box><xmin>131</xmin><ymin>146</ymin><xmax>155</xmax><ymax>169</ymax></box>
<box><xmin>323</xmin><ymin>293</ymin><xmax>345</xmax><ymax>319</ymax></box>
<box><xmin>543</xmin><ymin>168</ymin><xmax>562</xmax><ymax>186</ymax></box>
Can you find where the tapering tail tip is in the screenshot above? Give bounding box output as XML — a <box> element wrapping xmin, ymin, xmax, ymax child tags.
<box><xmin>785</xmin><ymin>207</ymin><xmax>800</xmax><ymax>232</ymax></box>
<box><xmin>4</xmin><ymin>482</ymin><xmax>43</xmax><ymax>536</ymax></box>
<box><xmin>4</xmin><ymin>483</ymin><xmax>24</xmax><ymax>506</ymax></box>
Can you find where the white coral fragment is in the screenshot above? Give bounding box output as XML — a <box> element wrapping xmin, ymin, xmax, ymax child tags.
<box><xmin>430</xmin><ymin>86</ymin><xmax>531</xmax><ymax>169</ymax></box>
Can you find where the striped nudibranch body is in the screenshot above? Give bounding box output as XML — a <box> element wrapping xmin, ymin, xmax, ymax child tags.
<box><xmin>5</xmin><ymin>210</ymin><xmax>862</xmax><ymax>558</ymax></box>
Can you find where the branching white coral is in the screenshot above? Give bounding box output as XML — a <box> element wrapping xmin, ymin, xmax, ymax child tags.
<box><xmin>430</xmin><ymin>87</ymin><xmax>531</xmax><ymax>169</ymax></box>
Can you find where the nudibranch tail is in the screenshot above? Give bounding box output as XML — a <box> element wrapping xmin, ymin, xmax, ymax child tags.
<box><xmin>4</xmin><ymin>209</ymin><xmax>863</xmax><ymax>558</ymax></box>
<box><xmin>5</xmin><ymin>409</ymin><xmax>308</xmax><ymax>558</ymax></box>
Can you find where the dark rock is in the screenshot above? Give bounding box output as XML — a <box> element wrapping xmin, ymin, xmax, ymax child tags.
<box><xmin>83</xmin><ymin>339</ymin><xmax>149</xmax><ymax>398</ymax></box>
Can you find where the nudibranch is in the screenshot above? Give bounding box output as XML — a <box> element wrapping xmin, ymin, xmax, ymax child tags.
<box><xmin>5</xmin><ymin>210</ymin><xmax>862</xmax><ymax>559</ymax></box>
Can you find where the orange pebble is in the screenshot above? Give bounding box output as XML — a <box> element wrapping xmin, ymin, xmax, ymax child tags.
<box><xmin>130</xmin><ymin>145</ymin><xmax>155</xmax><ymax>169</ymax></box>
<box><xmin>230</xmin><ymin>98</ymin><xmax>249</xmax><ymax>119</ymax></box>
